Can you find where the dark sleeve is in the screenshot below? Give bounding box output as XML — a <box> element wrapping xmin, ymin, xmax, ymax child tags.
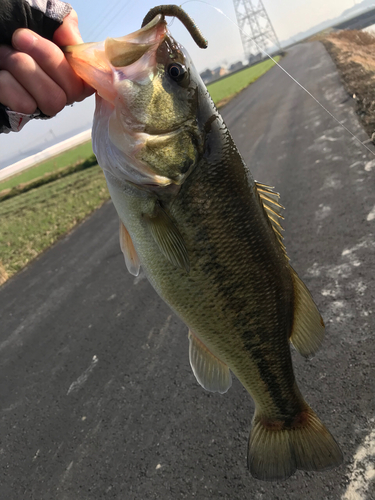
<box><xmin>0</xmin><ymin>0</ymin><xmax>71</xmax><ymax>44</ymax></box>
<box><xmin>0</xmin><ymin>0</ymin><xmax>72</xmax><ymax>134</ymax></box>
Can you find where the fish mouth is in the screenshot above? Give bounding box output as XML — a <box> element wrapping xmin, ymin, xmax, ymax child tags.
<box><xmin>63</xmin><ymin>15</ymin><xmax>168</xmax><ymax>101</ymax></box>
<box><xmin>104</xmin><ymin>15</ymin><xmax>167</xmax><ymax>69</ymax></box>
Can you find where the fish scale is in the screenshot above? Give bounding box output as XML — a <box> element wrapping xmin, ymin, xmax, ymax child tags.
<box><xmin>64</xmin><ymin>5</ymin><xmax>343</xmax><ymax>481</ymax></box>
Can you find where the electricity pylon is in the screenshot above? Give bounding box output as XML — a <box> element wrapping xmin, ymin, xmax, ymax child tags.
<box><xmin>233</xmin><ymin>0</ymin><xmax>280</xmax><ymax>61</ymax></box>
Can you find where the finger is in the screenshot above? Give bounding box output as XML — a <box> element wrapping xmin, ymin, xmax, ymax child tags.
<box><xmin>53</xmin><ymin>10</ymin><xmax>83</xmax><ymax>46</ymax></box>
<box><xmin>12</xmin><ymin>29</ymin><xmax>85</xmax><ymax>105</ymax></box>
<box><xmin>0</xmin><ymin>70</ymin><xmax>37</xmax><ymax>114</ymax></box>
<box><xmin>0</xmin><ymin>45</ymin><xmax>67</xmax><ymax>116</ymax></box>
<box><xmin>71</xmin><ymin>80</ymin><xmax>94</xmax><ymax>103</ymax></box>
<box><xmin>52</xmin><ymin>10</ymin><xmax>95</xmax><ymax>101</ymax></box>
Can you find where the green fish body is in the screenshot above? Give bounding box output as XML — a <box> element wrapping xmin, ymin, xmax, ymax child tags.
<box><xmin>64</xmin><ymin>9</ymin><xmax>343</xmax><ymax>480</ymax></box>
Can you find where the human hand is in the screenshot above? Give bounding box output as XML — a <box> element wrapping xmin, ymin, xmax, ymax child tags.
<box><xmin>0</xmin><ymin>10</ymin><xmax>93</xmax><ymax>117</ymax></box>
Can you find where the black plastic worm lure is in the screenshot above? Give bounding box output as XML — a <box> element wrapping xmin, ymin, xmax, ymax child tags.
<box><xmin>141</xmin><ymin>5</ymin><xmax>208</xmax><ymax>49</ymax></box>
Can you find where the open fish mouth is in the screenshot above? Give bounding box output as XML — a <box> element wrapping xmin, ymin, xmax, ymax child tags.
<box><xmin>105</xmin><ymin>16</ymin><xmax>166</xmax><ymax>68</ymax></box>
<box><xmin>63</xmin><ymin>15</ymin><xmax>168</xmax><ymax>101</ymax></box>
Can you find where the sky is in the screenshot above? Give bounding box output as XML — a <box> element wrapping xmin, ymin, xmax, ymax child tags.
<box><xmin>0</xmin><ymin>0</ymin><xmax>370</xmax><ymax>168</ymax></box>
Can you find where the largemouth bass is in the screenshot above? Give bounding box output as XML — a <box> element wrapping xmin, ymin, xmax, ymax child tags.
<box><xmin>64</xmin><ymin>6</ymin><xmax>343</xmax><ymax>481</ymax></box>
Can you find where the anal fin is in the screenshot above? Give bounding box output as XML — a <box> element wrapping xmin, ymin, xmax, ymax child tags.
<box><xmin>119</xmin><ymin>219</ymin><xmax>140</xmax><ymax>276</ymax></box>
<box><xmin>188</xmin><ymin>330</ymin><xmax>232</xmax><ymax>394</ymax></box>
<box><xmin>289</xmin><ymin>267</ymin><xmax>325</xmax><ymax>357</ymax></box>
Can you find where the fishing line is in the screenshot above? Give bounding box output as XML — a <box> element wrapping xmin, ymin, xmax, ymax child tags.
<box><xmin>181</xmin><ymin>0</ymin><xmax>375</xmax><ymax>157</ymax></box>
<box><xmin>85</xmin><ymin>0</ymin><xmax>135</xmax><ymax>42</ymax></box>
<box><xmin>84</xmin><ymin>0</ymin><xmax>119</xmax><ymax>41</ymax></box>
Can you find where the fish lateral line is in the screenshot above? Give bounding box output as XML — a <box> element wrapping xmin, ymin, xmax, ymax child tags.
<box><xmin>77</xmin><ymin>7</ymin><xmax>344</xmax><ymax>479</ymax></box>
<box><xmin>141</xmin><ymin>4</ymin><xmax>208</xmax><ymax>49</ymax></box>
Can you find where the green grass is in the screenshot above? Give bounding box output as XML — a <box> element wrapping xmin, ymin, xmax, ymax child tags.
<box><xmin>0</xmin><ymin>154</ymin><xmax>97</xmax><ymax>202</ymax></box>
<box><xmin>207</xmin><ymin>56</ymin><xmax>281</xmax><ymax>105</ymax></box>
<box><xmin>0</xmin><ymin>165</ymin><xmax>110</xmax><ymax>283</ymax></box>
<box><xmin>0</xmin><ymin>140</ymin><xmax>93</xmax><ymax>191</ymax></box>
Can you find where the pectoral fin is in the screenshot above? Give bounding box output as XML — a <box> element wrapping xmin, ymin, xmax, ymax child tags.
<box><xmin>289</xmin><ymin>267</ymin><xmax>325</xmax><ymax>357</ymax></box>
<box><xmin>144</xmin><ymin>204</ymin><xmax>190</xmax><ymax>272</ymax></box>
<box><xmin>188</xmin><ymin>330</ymin><xmax>232</xmax><ymax>394</ymax></box>
<box><xmin>119</xmin><ymin>219</ymin><xmax>140</xmax><ymax>276</ymax></box>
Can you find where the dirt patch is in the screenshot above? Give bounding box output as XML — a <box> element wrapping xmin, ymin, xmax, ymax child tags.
<box><xmin>322</xmin><ymin>30</ymin><xmax>375</xmax><ymax>139</ymax></box>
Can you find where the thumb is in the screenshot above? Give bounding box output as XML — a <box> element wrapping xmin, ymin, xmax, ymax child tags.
<box><xmin>53</xmin><ymin>9</ymin><xmax>83</xmax><ymax>46</ymax></box>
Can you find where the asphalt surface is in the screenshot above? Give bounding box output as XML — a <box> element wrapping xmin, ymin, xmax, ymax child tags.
<box><xmin>1</xmin><ymin>42</ymin><xmax>375</xmax><ymax>500</ymax></box>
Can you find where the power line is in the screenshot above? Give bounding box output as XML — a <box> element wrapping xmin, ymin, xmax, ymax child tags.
<box><xmin>84</xmin><ymin>0</ymin><xmax>120</xmax><ymax>41</ymax></box>
<box><xmin>84</xmin><ymin>0</ymin><xmax>134</xmax><ymax>42</ymax></box>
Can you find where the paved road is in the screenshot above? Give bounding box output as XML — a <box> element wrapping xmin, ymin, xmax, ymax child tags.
<box><xmin>1</xmin><ymin>42</ymin><xmax>374</xmax><ymax>500</ymax></box>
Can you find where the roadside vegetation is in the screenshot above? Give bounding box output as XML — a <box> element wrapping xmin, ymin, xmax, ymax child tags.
<box><xmin>207</xmin><ymin>56</ymin><xmax>281</xmax><ymax>107</ymax></box>
<box><xmin>0</xmin><ymin>140</ymin><xmax>93</xmax><ymax>191</ymax></box>
<box><xmin>322</xmin><ymin>30</ymin><xmax>375</xmax><ymax>138</ymax></box>
<box><xmin>0</xmin><ymin>154</ymin><xmax>97</xmax><ymax>202</ymax></box>
<box><xmin>0</xmin><ymin>58</ymin><xmax>280</xmax><ymax>285</ymax></box>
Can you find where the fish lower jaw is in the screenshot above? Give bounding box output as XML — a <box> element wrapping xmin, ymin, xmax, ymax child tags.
<box><xmin>101</xmin><ymin>162</ymin><xmax>173</xmax><ymax>189</ymax></box>
<box><xmin>143</xmin><ymin>118</ymin><xmax>196</xmax><ymax>136</ymax></box>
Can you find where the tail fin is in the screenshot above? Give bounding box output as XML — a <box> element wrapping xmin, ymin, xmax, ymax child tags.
<box><xmin>248</xmin><ymin>406</ymin><xmax>343</xmax><ymax>481</ymax></box>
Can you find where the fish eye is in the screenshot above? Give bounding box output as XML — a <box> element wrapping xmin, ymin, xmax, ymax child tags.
<box><xmin>167</xmin><ymin>63</ymin><xmax>186</xmax><ymax>82</ymax></box>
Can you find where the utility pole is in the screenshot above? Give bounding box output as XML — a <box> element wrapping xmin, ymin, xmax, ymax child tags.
<box><xmin>233</xmin><ymin>0</ymin><xmax>280</xmax><ymax>63</ymax></box>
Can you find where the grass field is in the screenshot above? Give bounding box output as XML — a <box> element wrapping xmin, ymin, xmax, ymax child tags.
<box><xmin>0</xmin><ymin>165</ymin><xmax>109</xmax><ymax>284</ymax></box>
<box><xmin>207</xmin><ymin>57</ymin><xmax>280</xmax><ymax>106</ymax></box>
<box><xmin>0</xmin><ymin>140</ymin><xmax>93</xmax><ymax>191</ymax></box>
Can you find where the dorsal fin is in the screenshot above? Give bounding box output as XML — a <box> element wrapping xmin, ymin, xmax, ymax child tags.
<box><xmin>255</xmin><ymin>181</ymin><xmax>288</xmax><ymax>260</ymax></box>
